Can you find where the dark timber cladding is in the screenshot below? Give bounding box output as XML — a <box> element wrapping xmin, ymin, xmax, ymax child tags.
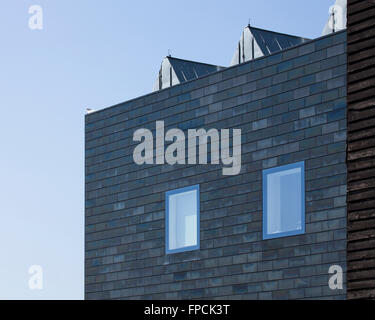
<box><xmin>347</xmin><ymin>0</ymin><xmax>375</xmax><ymax>299</ymax></box>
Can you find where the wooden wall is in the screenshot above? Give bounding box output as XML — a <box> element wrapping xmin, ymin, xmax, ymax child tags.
<box><xmin>347</xmin><ymin>0</ymin><xmax>375</xmax><ymax>299</ymax></box>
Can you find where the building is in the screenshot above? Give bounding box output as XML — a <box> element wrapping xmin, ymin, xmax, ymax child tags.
<box><xmin>85</xmin><ymin>0</ymin><xmax>375</xmax><ymax>299</ymax></box>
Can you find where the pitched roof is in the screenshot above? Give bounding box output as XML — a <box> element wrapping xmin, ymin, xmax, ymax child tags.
<box><xmin>249</xmin><ymin>26</ymin><xmax>310</xmax><ymax>56</ymax></box>
<box><xmin>153</xmin><ymin>56</ymin><xmax>225</xmax><ymax>91</ymax></box>
<box><xmin>167</xmin><ymin>57</ymin><xmax>225</xmax><ymax>83</ymax></box>
<box><xmin>230</xmin><ymin>25</ymin><xmax>310</xmax><ymax>65</ymax></box>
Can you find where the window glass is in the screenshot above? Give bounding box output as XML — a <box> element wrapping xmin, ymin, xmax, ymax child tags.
<box><xmin>263</xmin><ymin>162</ymin><xmax>305</xmax><ymax>239</ymax></box>
<box><xmin>166</xmin><ymin>185</ymin><xmax>199</xmax><ymax>253</ymax></box>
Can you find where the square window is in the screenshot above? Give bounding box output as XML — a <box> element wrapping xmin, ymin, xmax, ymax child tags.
<box><xmin>263</xmin><ymin>161</ymin><xmax>305</xmax><ymax>239</ymax></box>
<box><xmin>166</xmin><ymin>185</ymin><xmax>200</xmax><ymax>254</ymax></box>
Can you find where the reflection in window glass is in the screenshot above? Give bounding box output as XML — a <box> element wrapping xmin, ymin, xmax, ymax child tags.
<box><xmin>166</xmin><ymin>185</ymin><xmax>199</xmax><ymax>254</ymax></box>
<box><xmin>263</xmin><ymin>162</ymin><xmax>305</xmax><ymax>239</ymax></box>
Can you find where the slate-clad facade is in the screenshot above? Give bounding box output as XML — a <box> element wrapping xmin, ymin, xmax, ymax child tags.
<box><xmin>85</xmin><ymin>30</ymin><xmax>347</xmax><ymax>299</ymax></box>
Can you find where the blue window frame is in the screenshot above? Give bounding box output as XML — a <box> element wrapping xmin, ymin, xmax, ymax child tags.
<box><xmin>165</xmin><ymin>185</ymin><xmax>200</xmax><ymax>254</ymax></box>
<box><xmin>263</xmin><ymin>161</ymin><xmax>305</xmax><ymax>240</ymax></box>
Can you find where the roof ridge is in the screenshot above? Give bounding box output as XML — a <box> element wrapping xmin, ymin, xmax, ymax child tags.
<box><xmin>247</xmin><ymin>25</ymin><xmax>311</xmax><ymax>40</ymax></box>
<box><xmin>167</xmin><ymin>56</ymin><xmax>225</xmax><ymax>68</ymax></box>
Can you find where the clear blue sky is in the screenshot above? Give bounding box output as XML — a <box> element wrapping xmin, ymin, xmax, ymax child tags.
<box><xmin>0</xmin><ymin>0</ymin><xmax>333</xmax><ymax>299</ymax></box>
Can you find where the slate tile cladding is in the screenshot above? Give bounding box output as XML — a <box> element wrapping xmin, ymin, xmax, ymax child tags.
<box><xmin>85</xmin><ymin>30</ymin><xmax>347</xmax><ymax>300</ymax></box>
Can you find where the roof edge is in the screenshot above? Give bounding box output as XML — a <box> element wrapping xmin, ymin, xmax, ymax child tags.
<box><xmin>166</xmin><ymin>56</ymin><xmax>226</xmax><ymax>69</ymax></box>
<box><xmin>247</xmin><ymin>25</ymin><xmax>311</xmax><ymax>41</ymax></box>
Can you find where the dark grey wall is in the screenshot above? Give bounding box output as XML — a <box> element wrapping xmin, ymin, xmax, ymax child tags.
<box><xmin>85</xmin><ymin>30</ymin><xmax>347</xmax><ymax>300</ymax></box>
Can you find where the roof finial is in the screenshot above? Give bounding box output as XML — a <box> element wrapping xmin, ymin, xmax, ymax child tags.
<box><xmin>167</xmin><ymin>49</ymin><xmax>172</xmax><ymax>57</ymax></box>
<box><xmin>248</xmin><ymin>18</ymin><xmax>251</xmax><ymax>27</ymax></box>
<box><xmin>86</xmin><ymin>108</ymin><xmax>95</xmax><ymax>114</ymax></box>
